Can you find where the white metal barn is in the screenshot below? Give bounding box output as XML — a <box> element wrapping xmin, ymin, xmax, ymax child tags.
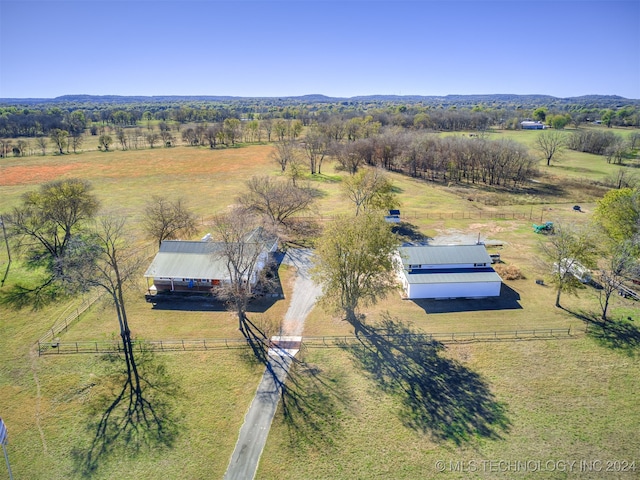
<box><xmin>397</xmin><ymin>245</ymin><xmax>502</xmax><ymax>299</ymax></box>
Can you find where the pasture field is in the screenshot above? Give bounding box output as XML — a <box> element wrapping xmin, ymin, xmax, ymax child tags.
<box><xmin>0</xmin><ymin>135</ymin><xmax>639</xmax><ymax>479</ymax></box>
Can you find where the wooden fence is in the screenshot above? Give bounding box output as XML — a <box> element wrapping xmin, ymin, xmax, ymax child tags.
<box><xmin>37</xmin><ymin>327</ymin><xmax>576</xmax><ymax>356</ymax></box>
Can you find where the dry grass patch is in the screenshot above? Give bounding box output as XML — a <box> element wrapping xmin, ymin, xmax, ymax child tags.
<box><xmin>493</xmin><ymin>263</ymin><xmax>525</xmax><ymax>280</ymax></box>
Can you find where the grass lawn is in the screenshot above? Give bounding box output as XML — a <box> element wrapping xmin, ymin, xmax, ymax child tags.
<box><xmin>260</xmin><ymin>337</ymin><xmax>639</xmax><ymax>479</ymax></box>
<box><xmin>1</xmin><ymin>138</ymin><xmax>639</xmax><ymax>479</ymax></box>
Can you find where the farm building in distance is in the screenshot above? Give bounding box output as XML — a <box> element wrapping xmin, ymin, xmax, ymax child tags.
<box><xmin>143</xmin><ymin>227</ymin><xmax>278</xmax><ymax>297</ymax></box>
<box><xmin>521</xmin><ymin>120</ymin><xmax>545</xmax><ymax>130</ymax></box>
<box><xmin>396</xmin><ymin>244</ymin><xmax>502</xmax><ymax>299</ymax></box>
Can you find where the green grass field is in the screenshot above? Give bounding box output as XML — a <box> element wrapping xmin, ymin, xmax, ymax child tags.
<box><xmin>1</xmin><ymin>133</ymin><xmax>639</xmax><ymax>479</ymax></box>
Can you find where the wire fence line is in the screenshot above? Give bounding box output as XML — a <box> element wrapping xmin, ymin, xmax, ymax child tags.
<box><xmin>37</xmin><ymin>327</ymin><xmax>578</xmax><ymax>356</ymax></box>
<box><xmin>38</xmin><ymin>290</ymin><xmax>105</xmax><ymax>345</ymax></box>
<box><xmin>292</xmin><ymin>207</ymin><xmax>561</xmax><ymax>224</ymax></box>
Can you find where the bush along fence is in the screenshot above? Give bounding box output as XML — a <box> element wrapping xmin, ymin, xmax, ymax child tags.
<box><xmin>37</xmin><ymin>327</ymin><xmax>577</xmax><ymax>356</ymax></box>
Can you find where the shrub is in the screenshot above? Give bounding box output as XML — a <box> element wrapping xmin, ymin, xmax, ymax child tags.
<box><xmin>494</xmin><ymin>263</ymin><xmax>525</xmax><ymax>280</ymax></box>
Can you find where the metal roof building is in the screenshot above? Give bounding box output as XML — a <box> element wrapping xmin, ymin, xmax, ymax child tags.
<box><xmin>144</xmin><ymin>228</ymin><xmax>277</xmax><ymax>294</ymax></box>
<box><xmin>396</xmin><ymin>245</ymin><xmax>502</xmax><ymax>299</ymax></box>
<box><xmin>144</xmin><ymin>241</ymin><xmax>229</xmax><ymax>281</ymax></box>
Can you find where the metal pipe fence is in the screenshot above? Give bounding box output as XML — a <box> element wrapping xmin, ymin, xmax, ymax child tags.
<box><xmin>38</xmin><ymin>327</ymin><xmax>576</xmax><ymax>356</ymax></box>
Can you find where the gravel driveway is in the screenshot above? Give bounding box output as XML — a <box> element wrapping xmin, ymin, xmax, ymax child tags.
<box><xmin>280</xmin><ymin>248</ymin><xmax>322</xmax><ymax>336</ymax></box>
<box><xmin>224</xmin><ymin>248</ymin><xmax>322</xmax><ymax>480</ymax></box>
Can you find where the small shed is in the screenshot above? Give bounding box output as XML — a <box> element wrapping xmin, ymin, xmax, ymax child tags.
<box><xmin>396</xmin><ymin>244</ymin><xmax>502</xmax><ymax>299</ymax></box>
<box><xmin>384</xmin><ymin>209</ymin><xmax>401</xmax><ymax>223</ymax></box>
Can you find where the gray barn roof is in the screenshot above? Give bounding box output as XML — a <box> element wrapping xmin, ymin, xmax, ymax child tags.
<box><xmin>144</xmin><ymin>241</ymin><xmax>229</xmax><ymax>280</ymax></box>
<box><xmin>398</xmin><ymin>245</ymin><xmax>492</xmax><ymax>266</ymax></box>
<box><xmin>144</xmin><ymin>227</ymin><xmax>278</xmax><ymax>280</ymax></box>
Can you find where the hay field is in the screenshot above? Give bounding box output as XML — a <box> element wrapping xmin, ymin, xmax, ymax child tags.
<box><xmin>1</xmin><ymin>140</ymin><xmax>639</xmax><ymax>479</ymax></box>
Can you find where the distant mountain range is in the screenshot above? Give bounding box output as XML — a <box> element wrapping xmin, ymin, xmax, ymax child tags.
<box><xmin>1</xmin><ymin>94</ymin><xmax>638</xmax><ymax>108</ymax></box>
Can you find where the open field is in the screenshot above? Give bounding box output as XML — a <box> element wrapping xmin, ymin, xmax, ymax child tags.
<box><xmin>1</xmin><ymin>135</ymin><xmax>639</xmax><ymax>479</ymax></box>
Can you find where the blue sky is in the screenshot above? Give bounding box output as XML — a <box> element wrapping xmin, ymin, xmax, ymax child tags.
<box><xmin>1</xmin><ymin>0</ymin><xmax>639</xmax><ymax>99</ymax></box>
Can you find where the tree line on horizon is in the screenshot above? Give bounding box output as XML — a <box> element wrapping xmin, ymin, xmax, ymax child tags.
<box><xmin>1</xmin><ymin>94</ymin><xmax>639</xmax><ymax>140</ymax></box>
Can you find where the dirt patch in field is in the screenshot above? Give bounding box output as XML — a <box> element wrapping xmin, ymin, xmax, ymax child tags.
<box><xmin>467</xmin><ymin>222</ymin><xmax>519</xmax><ymax>234</ymax></box>
<box><xmin>0</xmin><ymin>164</ymin><xmax>78</xmax><ymax>186</ymax></box>
<box><xmin>0</xmin><ymin>145</ymin><xmax>275</xmax><ymax>187</ymax></box>
<box><xmin>431</xmin><ymin>224</ymin><xmax>517</xmax><ymax>245</ymax></box>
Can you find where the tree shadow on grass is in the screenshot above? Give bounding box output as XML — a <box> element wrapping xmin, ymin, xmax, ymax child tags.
<box><xmin>276</xmin><ymin>350</ymin><xmax>349</xmax><ymax>451</ymax></box>
<box><xmin>412</xmin><ymin>284</ymin><xmax>522</xmax><ymax>314</ymax></box>
<box><xmin>240</xmin><ymin>315</ymin><xmax>348</xmax><ymax>450</ymax></box>
<box><xmin>71</xmin><ymin>346</ymin><xmax>181</xmax><ymax>477</ymax></box>
<box><xmin>341</xmin><ymin>315</ymin><xmax>510</xmax><ymax>445</ymax></box>
<box><xmin>565</xmin><ymin>308</ymin><xmax>640</xmax><ymax>356</ymax></box>
<box><xmin>392</xmin><ymin>221</ymin><xmax>432</xmax><ymax>244</ymax></box>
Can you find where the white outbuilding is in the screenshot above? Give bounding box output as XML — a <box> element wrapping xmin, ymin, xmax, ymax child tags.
<box><xmin>396</xmin><ymin>244</ymin><xmax>502</xmax><ymax>299</ymax></box>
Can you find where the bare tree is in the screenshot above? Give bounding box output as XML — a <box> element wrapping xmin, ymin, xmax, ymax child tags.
<box><xmin>13</xmin><ymin>139</ymin><xmax>28</xmax><ymax>157</ymax></box>
<box><xmin>146</xmin><ymin>132</ymin><xmax>159</xmax><ymax>148</ymax></box>
<box><xmin>238</xmin><ymin>176</ymin><xmax>315</xmax><ymax>228</ymax></box>
<box><xmin>205</xmin><ymin>124</ymin><xmax>222</xmax><ymax>148</ymax></box>
<box><xmin>158</xmin><ymin>122</ymin><xmax>174</xmax><ymax>147</ymax></box>
<box><xmin>70</xmin><ymin>131</ymin><xmax>83</xmax><ymax>153</ymax></box>
<box><xmin>333</xmin><ymin>141</ymin><xmax>366</xmax><ymax>174</ymax></box>
<box><xmin>536</xmin><ymin>130</ymin><xmax>566</xmax><ymax>166</ymax></box>
<box><xmin>36</xmin><ymin>136</ymin><xmax>47</xmax><ymax>155</ymax></box>
<box><xmin>210</xmin><ymin>209</ymin><xmax>274</xmax><ymax>333</ymax></box>
<box><xmin>143</xmin><ymin>196</ymin><xmax>198</xmax><ymax>249</ymax></box>
<box><xmin>604</xmin><ymin>136</ymin><xmax>628</xmax><ymax>164</ymax></box>
<box><xmin>262</xmin><ymin>118</ymin><xmax>273</xmax><ymax>142</ymax></box>
<box><xmin>302</xmin><ymin>126</ymin><xmax>329</xmax><ymax>174</ymax></box>
<box><xmin>180</xmin><ymin>128</ymin><xmax>196</xmax><ymax>146</ymax></box>
<box><xmin>270</xmin><ymin>139</ymin><xmax>298</xmax><ymax>172</ymax></box>
<box><xmin>115</xmin><ymin>128</ymin><xmax>128</xmax><ymax>150</ymax></box>
<box><xmin>628</xmin><ymin>132</ymin><xmax>640</xmax><ymax>151</ymax></box>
